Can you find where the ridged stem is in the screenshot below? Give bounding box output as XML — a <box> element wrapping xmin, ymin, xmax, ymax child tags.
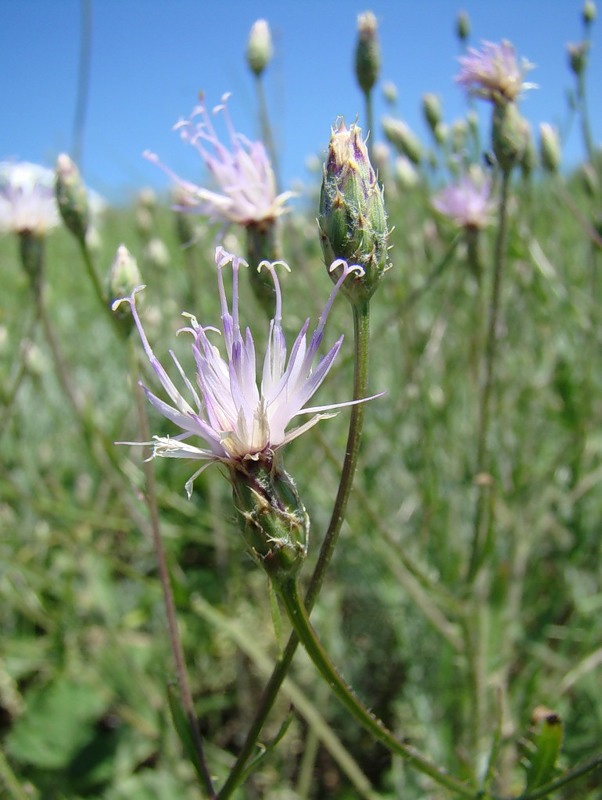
<box><xmin>468</xmin><ymin>168</ymin><xmax>511</xmax><ymax>581</ymax></box>
<box><xmin>129</xmin><ymin>343</ymin><xmax>215</xmax><ymax>798</ymax></box>
<box><xmin>255</xmin><ymin>74</ymin><xmax>281</xmax><ymax>192</ymax></box>
<box><xmin>217</xmin><ymin>300</ymin><xmax>371</xmax><ymax>798</ymax></box>
<box><xmin>277</xmin><ymin>577</ymin><xmax>474</xmax><ymax>798</ymax></box>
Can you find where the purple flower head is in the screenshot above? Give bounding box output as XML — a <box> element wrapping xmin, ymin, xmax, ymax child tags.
<box><xmin>0</xmin><ymin>161</ymin><xmax>60</xmax><ymax>236</ymax></box>
<box><xmin>115</xmin><ymin>247</ymin><xmax>377</xmax><ymax>497</ymax></box>
<box><xmin>432</xmin><ymin>169</ymin><xmax>495</xmax><ymax>230</ymax></box>
<box><xmin>145</xmin><ymin>94</ymin><xmax>293</xmax><ymax>226</ymax></box>
<box><xmin>455</xmin><ymin>40</ymin><xmax>536</xmax><ymax>105</ymax></box>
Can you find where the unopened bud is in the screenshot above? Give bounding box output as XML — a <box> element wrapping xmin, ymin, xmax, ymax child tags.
<box><xmin>19</xmin><ymin>231</ymin><xmax>45</xmax><ymax>292</ymax></box>
<box><xmin>520</xmin><ymin>125</ymin><xmax>537</xmax><ymax>178</ymax></box>
<box><xmin>539</xmin><ymin>123</ymin><xmax>562</xmax><ymax>173</ymax></box>
<box><xmin>382</xmin><ymin>80</ymin><xmax>398</xmax><ymax>106</ymax></box>
<box><xmin>230</xmin><ymin>460</ymin><xmax>308</xmax><ymax>581</ymax></box>
<box><xmin>434</xmin><ymin>122</ymin><xmax>448</xmax><ymax>147</ymax></box>
<box><xmin>567</xmin><ymin>41</ymin><xmax>589</xmax><ymax>75</ymax></box>
<box><xmin>422</xmin><ymin>93</ymin><xmax>443</xmax><ymax>133</ymax></box>
<box><xmin>394</xmin><ymin>156</ymin><xmax>420</xmax><ymax>189</ymax></box>
<box><xmin>583</xmin><ymin>0</ymin><xmax>597</xmax><ymax>25</ymax></box>
<box><xmin>318</xmin><ymin>121</ymin><xmax>390</xmax><ymax>303</ymax></box>
<box><xmin>55</xmin><ymin>153</ymin><xmax>89</xmax><ymax>243</ymax></box>
<box><xmin>382</xmin><ymin>117</ymin><xmax>423</xmax><ymax>164</ymax></box>
<box><xmin>579</xmin><ymin>161</ymin><xmax>599</xmax><ymax>196</ymax></box>
<box><xmin>108</xmin><ymin>245</ymin><xmax>143</xmax><ymax>334</ymax></box>
<box><xmin>137</xmin><ymin>186</ymin><xmax>158</xmax><ymax>211</ymax></box>
<box><xmin>456</xmin><ymin>10</ymin><xmax>471</xmax><ymax>43</ymax></box>
<box><xmin>246</xmin><ymin>19</ymin><xmax>273</xmax><ymax>77</ymax></box>
<box><xmin>355</xmin><ymin>11</ymin><xmax>380</xmax><ymax>94</ymax></box>
<box><xmin>450</xmin><ymin>119</ymin><xmax>469</xmax><ymax>155</ymax></box>
<box><xmin>144</xmin><ymin>237</ymin><xmax>170</xmax><ymax>270</ymax></box>
<box><xmin>492</xmin><ymin>102</ymin><xmax>527</xmax><ymax>172</ymax></box>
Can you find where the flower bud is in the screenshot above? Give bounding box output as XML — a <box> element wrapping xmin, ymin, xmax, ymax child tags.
<box><xmin>579</xmin><ymin>161</ymin><xmax>599</xmax><ymax>197</ymax></box>
<box><xmin>382</xmin><ymin>80</ymin><xmax>398</xmax><ymax>106</ymax></box>
<box><xmin>456</xmin><ymin>10</ymin><xmax>471</xmax><ymax>43</ymax></box>
<box><xmin>539</xmin><ymin>123</ymin><xmax>562</xmax><ymax>173</ymax></box>
<box><xmin>583</xmin><ymin>0</ymin><xmax>597</xmax><ymax>25</ymax></box>
<box><xmin>422</xmin><ymin>93</ymin><xmax>443</xmax><ymax>134</ymax></box>
<box><xmin>394</xmin><ymin>156</ymin><xmax>419</xmax><ymax>189</ymax></box>
<box><xmin>230</xmin><ymin>460</ymin><xmax>308</xmax><ymax>582</ymax></box>
<box><xmin>355</xmin><ymin>11</ymin><xmax>380</xmax><ymax>95</ymax></box>
<box><xmin>492</xmin><ymin>102</ymin><xmax>527</xmax><ymax>172</ymax></box>
<box><xmin>246</xmin><ymin>19</ymin><xmax>273</xmax><ymax>77</ymax></box>
<box><xmin>382</xmin><ymin>117</ymin><xmax>423</xmax><ymax>164</ymax></box>
<box><xmin>19</xmin><ymin>231</ymin><xmax>45</xmax><ymax>293</ymax></box>
<box><xmin>450</xmin><ymin>119</ymin><xmax>469</xmax><ymax>155</ymax></box>
<box><xmin>567</xmin><ymin>41</ymin><xmax>589</xmax><ymax>76</ymax></box>
<box><xmin>108</xmin><ymin>244</ymin><xmax>143</xmax><ymax>335</ymax></box>
<box><xmin>54</xmin><ymin>153</ymin><xmax>89</xmax><ymax>243</ymax></box>
<box><xmin>318</xmin><ymin>121</ymin><xmax>390</xmax><ymax>302</ymax></box>
<box><xmin>520</xmin><ymin>125</ymin><xmax>537</xmax><ymax>179</ymax></box>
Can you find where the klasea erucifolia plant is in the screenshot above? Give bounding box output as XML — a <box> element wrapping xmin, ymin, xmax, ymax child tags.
<box><xmin>115</xmin><ymin>246</ymin><xmax>368</xmax><ymax>576</ymax></box>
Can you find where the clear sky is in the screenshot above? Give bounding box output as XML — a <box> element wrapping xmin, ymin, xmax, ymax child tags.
<box><xmin>1</xmin><ymin>1</ymin><xmax>599</xmax><ymax>203</ymax></box>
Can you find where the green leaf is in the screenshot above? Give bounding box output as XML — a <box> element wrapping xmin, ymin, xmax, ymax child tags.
<box><xmin>6</xmin><ymin>675</ymin><xmax>109</xmax><ymax>770</ymax></box>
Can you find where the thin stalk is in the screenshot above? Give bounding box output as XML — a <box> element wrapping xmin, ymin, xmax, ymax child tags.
<box><xmin>277</xmin><ymin>577</ymin><xmax>474</xmax><ymax>799</ymax></box>
<box><xmin>76</xmin><ymin>236</ymin><xmax>118</xmax><ymax>331</ymax></box>
<box><xmin>0</xmin><ymin>750</ymin><xmax>30</xmax><ymax>800</ymax></box>
<box><xmin>576</xmin><ymin>71</ymin><xmax>595</xmax><ymax>163</ymax></box>
<box><xmin>364</xmin><ymin>89</ymin><xmax>375</xmax><ymax>165</ymax></box>
<box><xmin>295</xmin><ymin>723</ymin><xmax>322</xmax><ymax>798</ymax></box>
<box><xmin>0</xmin><ymin>308</ymin><xmax>39</xmax><ymax>438</ymax></box>
<box><xmin>129</xmin><ymin>343</ymin><xmax>215</xmax><ymax>798</ymax></box>
<box><xmin>217</xmin><ymin>300</ymin><xmax>371</xmax><ymax>799</ymax></box>
<box><xmin>71</xmin><ymin>0</ymin><xmax>92</xmax><ymax>164</ymax></box>
<box><xmin>468</xmin><ymin>168</ymin><xmax>512</xmax><ymax>581</ymax></box>
<box><xmin>255</xmin><ymin>74</ymin><xmax>280</xmax><ymax>192</ymax></box>
<box><xmin>515</xmin><ymin>751</ymin><xmax>602</xmax><ymax>800</ymax></box>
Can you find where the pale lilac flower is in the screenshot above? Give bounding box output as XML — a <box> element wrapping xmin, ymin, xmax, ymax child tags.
<box><xmin>0</xmin><ymin>161</ymin><xmax>60</xmax><ymax>235</ymax></box>
<box><xmin>145</xmin><ymin>94</ymin><xmax>293</xmax><ymax>226</ymax></box>
<box><xmin>115</xmin><ymin>247</ymin><xmax>373</xmax><ymax>497</ymax></box>
<box><xmin>455</xmin><ymin>40</ymin><xmax>536</xmax><ymax>105</ymax></box>
<box><xmin>432</xmin><ymin>170</ymin><xmax>495</xmax><ymax>230</ymax></box>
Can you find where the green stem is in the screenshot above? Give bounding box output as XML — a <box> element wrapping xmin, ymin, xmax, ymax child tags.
<box><xmin>0</xmin><ymin>307</ymin><xmax>39</xmax><ymax>438</ymax></box>
<box><xmin>217</xmin><ymin>300</ymin><xmax>371</xmax><ymax>798</ymax></box>
<box><xmin>277</xmin><ymin>578</ymin><xmax>474</xmax><ymax>798</ymax></box>
<box><xmin>77</xmin><ymin>237</ymin><xmax>117</xmax><ymax>331</ymax></box>
<box><xmin>468</xmin><ymin>168</ymin><xmax>512</xmax><ymax>581</ymax></box>
<box><xmin>365</xmin><ymin>88</ymin><xmax>375</xmax><ymax>165</ymax></box>
<box><xmin>515</xmin><ymin>751</ymin><xmax>602</xmax><ymax>800</ymax></box>
<box><xmin>71</xmin><ymin>0</ymin><xmax>92</xmax><ymax>164</ymax></box>
<box><xmin>576</xmin><ymin>71</ymin><xmax>595</xmax><ymax>163</ymax></box>
<box><xmin>255</xmin><ymin>74</ymin><xmax>280</xmax><ymax>192</ymax></box>
<box><xmin>0</xmin><ymin>750</ymin><xmax>30</xmax><ymax>800</ymax></box>
<box><xmin>129</xmin><ymin>344</ymin><xmax>215</xmax><ymax>798</ymax></box>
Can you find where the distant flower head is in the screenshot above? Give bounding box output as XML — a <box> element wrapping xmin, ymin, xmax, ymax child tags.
<box><xmin>0</xmin><ymin>161</ymin><xmax>60</xmax><ymax>236</ymax></box>
<box><xmin>455</xmin><ymin>40</ymin><xmax>536</xmax><ymax>105</ymax></box>
<box><xmin>246</xmin><ymin>19</ymin><xmax>273</xmax><ymax>76</ymax></box>
<box><xmin>145</xmin><ymin>94</ymin><xmax>293</xmax><ymax>227</ymax></box>
<box><xmin>567</xmin><ymin>41</ymin><xmax>589</xmax><ymax>76</ymax></box>
<box><xmin>432</xmin><ymin>169</ymin><xmax>495</xmax><ymax>230</ymax></box>
<box><xmin>115</xmin><ymin>247</ymin><xmax>373</xmax><ymax>497</ymax></box>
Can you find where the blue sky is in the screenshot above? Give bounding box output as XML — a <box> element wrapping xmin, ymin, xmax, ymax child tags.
<box><xmin>1</xmin><ymin>1</ymin><xmax>599</xmax><ymax>203</ymax></box>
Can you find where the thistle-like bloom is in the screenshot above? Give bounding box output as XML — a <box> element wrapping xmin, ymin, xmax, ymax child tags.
<box><xmin>455</xmin><ymin>40</ymin><xmax>536</xmax><ymax>105</ymax></box>
<box><xmin>145</xmin><ymin>94</ymin><xmax>293</xmax><ymax>226</ymax></box>
<box><xmin>0</xmin><ymin>161</ymin><xmax>60</xmax><ymax>236</ymax></box>
<box><xmin>115</xmin><ymin>247</ymin><xmax>370</xmax><ymax>497</ymax></box>
<box><xmin>432</xmin><ymin>170</ymin><xmax>495</xmax><ymax>230</ymax></box>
